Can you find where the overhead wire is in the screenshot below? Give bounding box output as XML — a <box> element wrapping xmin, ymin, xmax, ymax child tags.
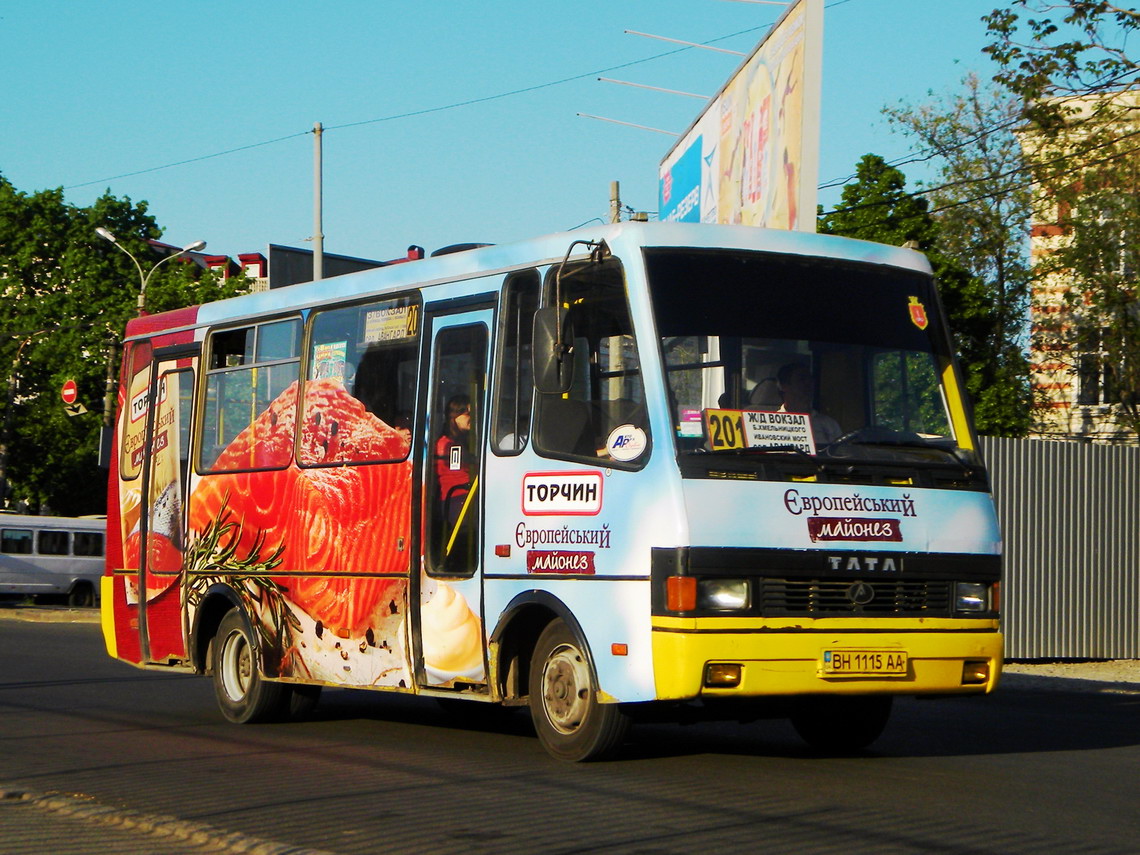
<box><xmin>64</xmin><ymin>0</ymin><xmax>863</xmax><ymax>193</ymax></box>
<box><xmin>62</xmin><ymin>23</ymin><xmax>771</xmax><ymax>191</ymax></box>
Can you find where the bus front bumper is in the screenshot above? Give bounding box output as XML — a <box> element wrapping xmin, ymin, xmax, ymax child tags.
<box><xmin>651</xmin><ymin>617</ymin><xmax>1003</xmax><ymax>700</ymax></box>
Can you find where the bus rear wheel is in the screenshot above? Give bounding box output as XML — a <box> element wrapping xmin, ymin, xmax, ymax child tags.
<box><xmin>68</xmin><ymin>583</ymin><xmax>95</xmax><ymax>608</ymax></box>
<box><xmin>790</xmin><ymin>695</ymin><xmax>893</xmax><ymax>753</ymax></box>
<box><xmin>212</xmin><ymin>609</ymin><xmax>289</xmax><ymax>724</ymax></box>
<box><xmin>528</xmin><ymin>619</ymin><xmax>630</xmax><ymax>762</ymax></box>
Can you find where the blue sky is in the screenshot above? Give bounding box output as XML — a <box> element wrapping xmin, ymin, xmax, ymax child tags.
<box><xmin>2</xmin><ymin>0</ymin><xmax>1003</xmax><ymax>262</ymax></box>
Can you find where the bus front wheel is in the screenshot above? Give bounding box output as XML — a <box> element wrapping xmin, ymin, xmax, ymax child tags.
<box><xmin>528</xmin><ymin>619</ymin><xmax>630</xmax><ymax>761</ymax></box>
<box><xmin>211</xmin><ymin>609</ymin><xmax>289</xmax><ymax>724</ymax></box>
<box><xmin>790</xmin><ymin>695</ymin><xmax>893</xmax><ymax>753</ymax></box>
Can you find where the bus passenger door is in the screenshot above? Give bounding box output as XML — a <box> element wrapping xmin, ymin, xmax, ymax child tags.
<box><xmin>417</xmin><ymin>309</ymin><xmax>491</xmax><ymax>691</ymax></box>
<box><xmin>136</xmin><ymin>344</ymin><xmax>198</xmax><ymax>664</ymax></box>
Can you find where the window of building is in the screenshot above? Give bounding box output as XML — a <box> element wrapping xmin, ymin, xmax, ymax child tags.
<box><xmin>1077</xmin><ymin>328</ymin><xmax>1122</xmax><ymax>406</ymax></box>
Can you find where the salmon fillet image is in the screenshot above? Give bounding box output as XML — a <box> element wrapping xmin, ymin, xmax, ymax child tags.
<box><xmin>189</xmin><ymin>379</ymin><xmax>412</xmax><ymax>636</ymax></box>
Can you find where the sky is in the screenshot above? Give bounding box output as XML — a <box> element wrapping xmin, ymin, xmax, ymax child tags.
<box><xmin>1</xmin><ymin>0</ymin><xmax>1006</xmax><ymax>264</ymax></box>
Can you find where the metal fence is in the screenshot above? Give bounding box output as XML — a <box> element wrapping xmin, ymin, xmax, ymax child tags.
<box><xmin>980</xmin><ymin>436</ymin><xmax>1140</xmax><ymax>660</ymax></box>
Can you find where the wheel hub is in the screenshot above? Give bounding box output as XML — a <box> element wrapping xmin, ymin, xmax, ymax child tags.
<box><xmin>541</xmin><ymin>643</ymin><xmax>590</xmax><ymax>734</ymax></box>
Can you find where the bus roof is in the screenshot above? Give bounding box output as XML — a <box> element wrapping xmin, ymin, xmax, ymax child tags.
<box><xmin>128</xmin><ymin>223</ymin><xmax>933</xmax><ymax>338</ymax></box>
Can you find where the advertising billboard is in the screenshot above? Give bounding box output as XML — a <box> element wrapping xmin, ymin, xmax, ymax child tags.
<box><xmin>658</xmin><ymin>0</ymin><xmax>823</xmax><ymax>231</ymax></box>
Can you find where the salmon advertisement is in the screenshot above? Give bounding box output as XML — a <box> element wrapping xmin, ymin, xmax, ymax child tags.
<box><xmin>111</xmin><ymin>343</ymin><xmax>436</xmax><ymax>688</ymax></box>
<box><xmin>182</xmin><ymin>377</ymin><xmax>415</xmax><ymax>686</ymax></box>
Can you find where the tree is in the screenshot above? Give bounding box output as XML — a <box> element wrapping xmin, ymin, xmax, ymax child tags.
<box><xmin>0</xmin><ymin>173</ymin><xmax>247</xmax><ymax>514</ymax></box>
<box><xmin>818</xmin><ymin>153</ymin><xmax>1032</xmax><ymax>436</ymax></box>
<box><xmin>882</xmin><ymin>74</ymin><xmax>1035</xmax><ymax>438</ymax></box>
<box><xmin>984</xmin><ymin>2</ymin><xmax>1140</xmax><ymax>127</ymax></box>
<box><xmin>986</xmin><ymin>2</ymin><xmax>1140</xmax><ymax>438</ymax></box>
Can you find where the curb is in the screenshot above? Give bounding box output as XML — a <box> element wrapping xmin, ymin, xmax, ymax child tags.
<box><xmin>0</xmin><ymin>786</ymin><xmax>335</xmax><ymax>855</ymax></box>
<box><xmin>0</xmin><ymin>606</ymin><xmax>100</xmax><ymax>624</ymax></box>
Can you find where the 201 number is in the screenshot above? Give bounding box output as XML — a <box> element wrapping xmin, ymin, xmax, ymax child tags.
<box><xmin>707</xmin><ymin>412</ymin><xmax>744</xmax><ymax>450</ymax></box>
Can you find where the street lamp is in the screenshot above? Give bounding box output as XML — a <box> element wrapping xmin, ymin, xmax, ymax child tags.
<box><xmin>95</xmin><ymin>227</ymin><xmax>206</xmax><ymax>315</ymax></box>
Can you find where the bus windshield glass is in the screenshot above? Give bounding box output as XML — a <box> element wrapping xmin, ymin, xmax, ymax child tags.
<box><xmin>645</xmin><ymin>248</ymin><xmax>974</xmax><ymax>470</ymax></box>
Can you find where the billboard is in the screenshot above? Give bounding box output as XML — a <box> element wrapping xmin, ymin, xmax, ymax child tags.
<box><xmin>658</xmin><ymin>0</ymin><xmax>823</xmax><ymax>231</ymax></box>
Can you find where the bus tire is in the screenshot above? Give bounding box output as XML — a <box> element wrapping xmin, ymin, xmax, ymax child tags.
<box><xmin>790</xmin><ymin>695</ymin><xmax>892</xmax><ymax>753</ymax></box>
<box><xmin>528</xmin><ymin>618</ymin><xmax>630</xmax><ymax>761</ymax></box>
<box><xmin>68</xmin><ymin>583</ymin><xmax>95</xmax><ymax>608</ymax></box>
<box><xmin>212</xmin><ymin>609</ymin><xmax>288</xmax><ymax>724</ymax></box>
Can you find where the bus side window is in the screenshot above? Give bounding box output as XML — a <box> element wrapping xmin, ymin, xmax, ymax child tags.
<box><xmin>119</xmin><ymin>340</ymin><xmax>153</xmax><ymax>482</ymax></box>
<box><xmin>1</xmin><ymin>529</ymin><xmax>32</xmax><ymax>554</ymax></box>
<box><xmin>37</xmin><ymin>530</ymin><xmax>69</xmax><ymax>556</ymax></box>
<box><xmin>301</xmin><ymin>295</ymin><xmax>420</xmax><ymax>466</ymax></box>
<box><xmin>532</xmin><ymin>258</ymin><xmax>650</xmax><ymax>467</ymax></box>
<box><xmin>73</xmin><ymin>532</ymin><xmax>104</xmax><ymax>557</ymax></box>
<box><xmin>426</xmin><ymin>325</ymin><xmax>487</xmax><ymax>577</ymax></box>
<box><xmin>200</xmin><ymin>318</ymin><xmax>301</xmax><ymax>471</ymax></box>
<box><xmin>492</xmin><ymin>270</ymin><xmax>539</xmax><ymax>455</ymax></box>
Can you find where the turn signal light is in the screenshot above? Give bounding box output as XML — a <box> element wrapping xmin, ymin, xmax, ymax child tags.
<box><xmin>705</xmin><ymin>663</ymin><xmax>742</xmax><ymax>687</ymax></box>
<box><xmin>962</xmin><ymin>660</ymin><xmax>990</xmax><ymax>685</ymax></box>
<box><xmin>666</xmin><ymin>576</ymin><xmax>697</xmax><ymax>612</ymax></box>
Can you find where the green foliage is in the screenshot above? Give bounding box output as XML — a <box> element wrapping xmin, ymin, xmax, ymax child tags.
<box><xmin>818</xmin><ymin>153</ymin><xmax>1032</xmax><ymax>437</ymax></box>
<box><xmin>818</xmin><ymin>154</ymin><xmax>938</xmax><ymax>246</ymax></box>
<box><xmin>0</xmin><ymin>172</ymin><xmax>248</xmax><ymax>514</ymax></box>
<box><xmin>984</xmin><ymin>2</ymin><xmax>1140</xmax><ymax>123</ymax></box>
<box><xmin>986</xmin><ymin>2</ymin><xmax>1140</xmax><ymax>437</ymax></box>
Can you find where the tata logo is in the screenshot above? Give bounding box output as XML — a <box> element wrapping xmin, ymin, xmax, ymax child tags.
<box><xmin>846</xmin><ymin>582</ymin><xmax>876</xmax><ymax>606</ymax></box>
<box><xmin>826</xmin><ymin>555</ymin><xmax>902</xmax><ymax>573</ymax></box>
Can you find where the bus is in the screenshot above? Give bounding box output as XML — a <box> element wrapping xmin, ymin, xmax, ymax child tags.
<box><xmin>0</xmin><ymin>514</ymin><xmax>105</xmax><ymax>607</ymax></box>
<box><xmin>101</xmin><ymin>222</ymin><xmax>1002</xmax><ymax>760</ymax></box>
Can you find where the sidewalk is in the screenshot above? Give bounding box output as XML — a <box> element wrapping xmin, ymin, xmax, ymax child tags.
<box><xmin>0</xmin><ymin>786</ymin><xmax>333</xmax><ymax>855</ymax></box>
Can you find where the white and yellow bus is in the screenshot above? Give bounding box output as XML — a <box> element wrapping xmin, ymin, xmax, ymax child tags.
<box><xmin>102</xmin><ymin>222</ymin><xmax>1002</xmax><ymax>760</ymax></box>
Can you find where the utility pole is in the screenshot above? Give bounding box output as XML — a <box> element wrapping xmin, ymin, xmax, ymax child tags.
<box><xmin>610</xmin><ymin>181</ymin><xmax>622</xmax><ymax>224</ymax></box>
<box><xmin>313</xmin><ymin>121</ymin><xmax>324</xmax><ymax>282</ymax></box>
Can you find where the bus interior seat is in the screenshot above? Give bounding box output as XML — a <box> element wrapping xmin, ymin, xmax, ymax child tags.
<box><xmin>748</xmin><ymin>377</ymin><xmax>781</xmax><ymax>411</ymax></box>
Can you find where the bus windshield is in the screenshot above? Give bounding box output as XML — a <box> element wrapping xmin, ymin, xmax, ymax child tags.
<box><xmin>646</xmin><ymin>248</ymin><xmax>975</xmax><ymax>470</ymax></box>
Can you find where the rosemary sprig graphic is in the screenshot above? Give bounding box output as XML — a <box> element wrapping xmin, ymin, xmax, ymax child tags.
<box><xmin>183</xmin><ymin>493</ymin><xmax>305</xmax><ymax>675</ymax></box>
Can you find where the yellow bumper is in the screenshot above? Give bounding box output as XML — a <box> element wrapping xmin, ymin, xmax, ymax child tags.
<box><xmin>100</xmin><ymin>576</ymin><xmax>118</xmax><ymax>659</ymax></box>
<box><xmin>652</xmin><ymin>616</ymin><xmax>1002</xmax><ymax>699</ymax></box>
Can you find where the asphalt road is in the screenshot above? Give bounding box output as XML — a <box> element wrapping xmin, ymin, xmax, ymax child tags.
<box><xmin>2</xmin><ymin>615</ymin><xmax>1139</xmax><ymax>855</ymax></box>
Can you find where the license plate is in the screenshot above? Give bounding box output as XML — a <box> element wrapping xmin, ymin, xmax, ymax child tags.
<box><xmin>822</xmin><ymin>649</ymin><xmax>908</xmax><ymax>676</ymax></box>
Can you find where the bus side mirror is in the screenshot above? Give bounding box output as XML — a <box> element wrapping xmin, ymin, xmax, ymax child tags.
<box><xmin>533</xmin><ymin>307</ymin><xmax>574</xmax><ymax>395</ymax></box>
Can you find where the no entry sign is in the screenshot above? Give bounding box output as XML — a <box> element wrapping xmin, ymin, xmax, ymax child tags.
<box><xmin>61</xmin><ymin>379</ymin><xmax>78</xmax><ymax>405</ymax></box>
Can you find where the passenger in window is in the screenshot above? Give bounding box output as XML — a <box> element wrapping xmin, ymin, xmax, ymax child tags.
<box><xmin>777</xmin><ymin>362</ymin><xmax>842</xmax><ymax>445</ymax></box>
<box><xmin>392</xmin><ymin>412</ymin><xmax>413</xmax><ymax>444</ymax></box>
<box><xmin>436</xmin><ymin>395</ymin><xmax>474</xmax><ymax>525</ymax></box>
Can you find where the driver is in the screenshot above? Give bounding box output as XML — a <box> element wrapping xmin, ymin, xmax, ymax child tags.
<box><xmin>777</xmin><ymin>362</ymin><xmax>842</xmax><ymax>446</ymax></box>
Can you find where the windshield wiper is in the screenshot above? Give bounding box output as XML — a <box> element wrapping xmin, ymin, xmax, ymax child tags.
<box><xmin>824</xmin><ymin>427</ymin><xmax>965</xmax><ymax>463</ymax></box>
<box><xmin>702</xmin><ymin>444</ymin><xmax>815</xmax><ymax>459</ymax></box>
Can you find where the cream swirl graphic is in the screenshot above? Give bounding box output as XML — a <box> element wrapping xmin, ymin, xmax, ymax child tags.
<box><xmin>420</xmin><ymin>581</ymin><xmax>483</xmax><ymax>673</ymax></box>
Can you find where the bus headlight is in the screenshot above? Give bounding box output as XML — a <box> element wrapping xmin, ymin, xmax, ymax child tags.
<box><xmin>697</xmin><ymin>579</ymin><xmax>750</xmax><ymax>611</ymax></box>
<box><xmin>955</xmin><ymin>582</ymin><xmax>989</xmax><ymax>613</ymax></box>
